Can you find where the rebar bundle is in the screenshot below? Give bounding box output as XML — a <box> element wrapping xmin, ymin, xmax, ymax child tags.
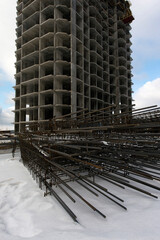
<box><xmin>19</xmin><ymin>105</ymin><xmax>160</xmax><ymax>222</ymax></box>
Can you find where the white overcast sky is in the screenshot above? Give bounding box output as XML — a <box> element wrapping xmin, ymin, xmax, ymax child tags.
<box><xmin>0</xmin><ymin>0</ymin><xmax>160</xmax><ymax>129</ymax></box>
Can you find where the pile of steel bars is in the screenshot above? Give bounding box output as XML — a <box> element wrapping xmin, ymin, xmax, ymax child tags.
<box><xmin>0</xmin><ymin>137</ymin><xmax>18</xmax><ymax>150</ymax></box>
<box><xmin>19</xmin><ymin>105</ymin><xmax>160</xmax><ymax>222</ymax></box>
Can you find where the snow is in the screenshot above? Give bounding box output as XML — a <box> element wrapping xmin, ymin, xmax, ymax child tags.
<box><xmin>0</xmin><ymin>152</ymin><xmax>160</xmax><ymax>240</ymax></box>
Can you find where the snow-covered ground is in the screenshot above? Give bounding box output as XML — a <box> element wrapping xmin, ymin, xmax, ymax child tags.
<box><xmin>0</xmin><ymin>152</ymin><xmax>160</xmax><ymax>240</ymax></box>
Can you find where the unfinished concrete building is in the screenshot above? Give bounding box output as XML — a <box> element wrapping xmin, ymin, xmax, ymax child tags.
<box><xmin>14</xmin><ymin>0</ymin><xmax>134</xmax><ymax>132</ymax></box>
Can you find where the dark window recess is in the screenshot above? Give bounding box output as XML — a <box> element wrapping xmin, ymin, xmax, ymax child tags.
<box><xmin>45</xmin><ymin>109</ymin><xmax>53</xmax><ymax>120</ymax></box>
<box><xmin>62</xmin><ymin>108</ymin><xmax>71</xmax><ymax>116</ymax></box>
<box><xmin>45</xmin><ymin>69</ymin><xmax>53</xmax><ymax>76</ymax></box>
<box><xmin>62</xmin><ymin>82</ymin><xmax>71</xmax><ymax>90</ymax></box>
<box><xmin>45</xmin><ymin>96</ymin><xmax>53</xmax><ymax>105</ymax></box>
<box><xmin>62</xmin><ymin>95</ymin><xmax>71</xmax><ymax>105</ymax></box>
<box><xmin>45</xmin><ymin>82</ymin><xmax>53</xmax><ymax>90</ymax></box>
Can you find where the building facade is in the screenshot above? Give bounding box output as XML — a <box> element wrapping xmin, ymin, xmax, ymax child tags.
<box><xmin>14</xmin><ymin>0</ymin><xmax>133</xmax><ymax>132</ymax></box>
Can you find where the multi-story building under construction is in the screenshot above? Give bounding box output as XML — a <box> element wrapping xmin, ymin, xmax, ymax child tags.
<box><xmin>14</xmin><ymin>0</ymin><xmax>134</xmax><ymax>132</ymax></box>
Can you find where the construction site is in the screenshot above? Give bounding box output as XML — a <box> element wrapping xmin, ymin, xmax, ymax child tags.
<box><xmin>12</xmin><ymin>0</ymin><xmax>160</xmax><ymax>223</ymax></box>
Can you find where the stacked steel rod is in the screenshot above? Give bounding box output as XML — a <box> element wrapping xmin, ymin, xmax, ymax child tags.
<box><xmin>19</xmin><ymin>105</ymin><xmax>160</xmax><ymax>222</ymax></box>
